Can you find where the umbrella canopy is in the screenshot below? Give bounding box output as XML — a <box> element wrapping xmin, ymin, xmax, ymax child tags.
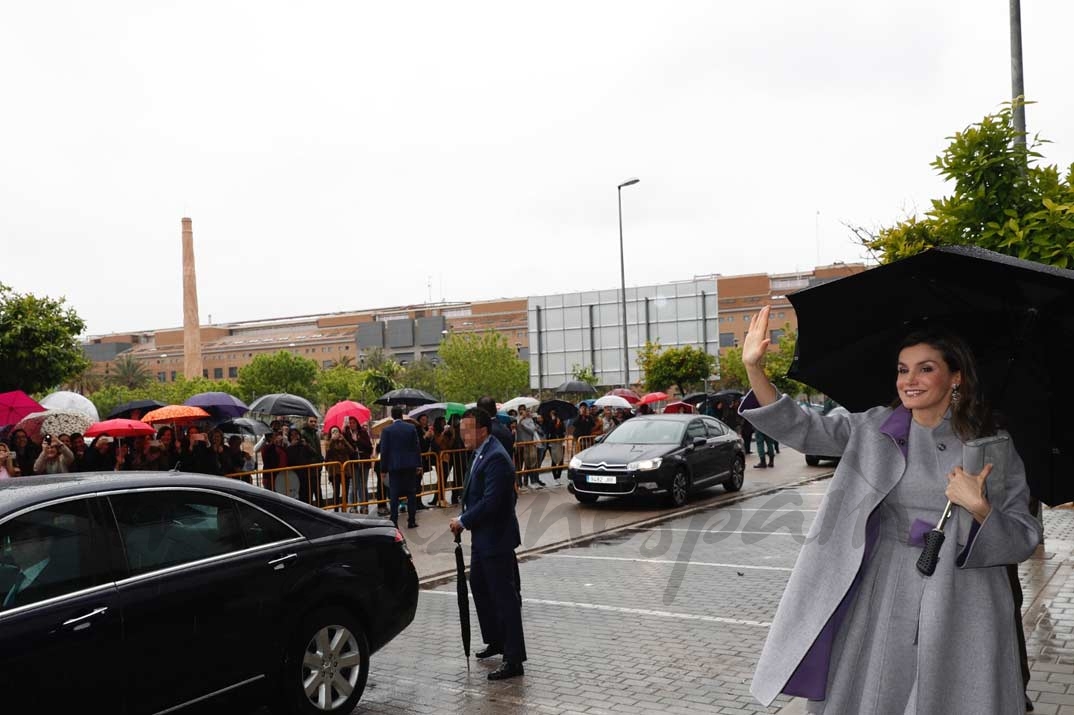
<box><xmin>638</xmin><ymin>391</ymin><xmax>668</xmax><ymax>406</ymax></box>
<box><xmin>786</xmin><ymin>245</ymin><xmax>1074</xmax><ymax>505</ymax></box>
<box><xmin>408</xmin><ymin>402</ymin><xmax>467</xmax><ymax>422</ymax></box>
<box><xmin>368</xmin><ymin>417</ymin><xmax>394</xmax><ymax>437</ymax></box>
<box><xmin>141</xmin><ymin>405</ymin><xmax>211</xmax><ymax>425</ymax></box>
<box><xmin>578</xmin><ymin>399</ymin><xmax>597</xmax><ymax>407</ymax></box>
<box><xmin>681</xmin><ymin>391</ymin><xmax>712</xmax><ymax>407</ymax></box>
<box><xmin>374</xmin><ymin>388</ymin><xmax>438</xmax><ymax>406</ymax></box>
<box><xmin>605</xmin><ymin>388</ymin><xmax>640</xmax><ymax>404</ymax></box>
<box><xmin>214</xmin><ymin>417</ymin><xmax>271</xmax><ymax>437</ymax></box>
<box><xmin>106</xmin><ymin>399</ymin><xmax>166</xmax><ymax>420</ymax></box>
<box><xmin>453</xmin><ymin>532</ymin><xmax>472</xmax><ymax>665</ymax></box>
<box><xmin>554</xmin><ymin>380</ymin><xmax>597</xmax><ymax>396</ymax></box>
<box><xmin>85</xmin><ymin>419</ymin><xmax>157</xmax><ymax>439</ymax></box>
<box><xmin>501</xmin><ymin>396</ymin><xmax>539</xmax><ymax>413</ymax></box>
<box><xmin>40</xmin><ymin>391</ymin><xmax>99</xmax><ymax>422</ymax></box>
<box><xmin>14</xmin><ymin>409</ymin><xmax>95</xmax><ymax>441</ymax></box>
<box><xmin>711</xmin><ymin>389</ymin><xmax>744</xmax><ymax>403</ymax></box>
<box><xmin>323</xmin><ymin>400</ymin><xmax>373</xmax><ymax>434</ymax></box>
<box><xmin>538</xmin><ymin>399</ymin><xmax>578</xmax><ymax>421</ymax></box>
<box><xmin>0</xmin><ymin>391</ymin><xmax>43</xmax><ymax>427</ymax></box>
<box><xmin>496</xmin><ymin>412</ymin><xmax>513</xmax><ymax>425</ymax></box>
<box><xmin>247</xmin><ymin>393</ymin><xmax>321</xmax><ymax>418</ymax></box>
<box><xmin>663</xmin><ymin>401</ymin><xmax>696</xmax><ymax>414</ymax></box>
<box><xmin>594</xmin><ymin>395</ymin><xmax>632</xmax><ymax>409</ymax></box>
<box><xmin>183</xmin><ymin>392</ymin><xmax>249</xmax><ymax>419</ymax></box>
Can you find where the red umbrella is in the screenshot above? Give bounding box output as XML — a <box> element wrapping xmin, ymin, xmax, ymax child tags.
<box><xmin>606</xmin><ymin>388</ymin><xmax>641</xmax><ymax>404</ymax></box>
<box><xmin>663</xmin><ymin>401</ymin><xmax>695</xmax><ymax>414</ymax></box>
<box><xmin>141</xmin><ymin>405</ymin><xmax>211</xmax><ymax>425</ymax></box>
<box><xmin>0</xmin><ymin>391</ymin><xmax>44</xmax><ymax>427</ymax></box>
<box><xmin>323</xmin><ymin>401</ymin><xmax>373</xmax><ymax>434</ymax></box>
<box><xmin>85</xmin><ymin>419</ymin><xmax>157</xmax><ymax>439</ymax></box>
<box><xmin>638</xmin><ymin>391</ymin><xmax>668</xmax><ymax>406</ymax></box>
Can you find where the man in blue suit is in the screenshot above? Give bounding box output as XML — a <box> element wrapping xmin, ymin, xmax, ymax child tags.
<box><xmin>378</xmin><ymin>405</ymin><xmax>422</xmax><ymax>528</ymax></box>
<box><xmin>450</xmin><ymin>407</ymin><xmax>527</xmax><ymax>681</ymax></box>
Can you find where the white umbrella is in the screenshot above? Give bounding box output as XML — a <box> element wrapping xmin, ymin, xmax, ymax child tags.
<box><xmin>14</xmin><ymin>409</ymin><xmax>95</xmax><ymax>441</ymax></box>
<box><xmin>594</xmin><ymin>395</ymin><xmax>633</xmax><ymax>409</ymax></box>
<box><xmin>501</xmin><ymin>396</ymin><xmax>539</xmax><ymax>413</ymax></box>
<box><xmin>40</xmin><ymin>391</ymin><xmax>99</xmax><ymax>422</ymax></box>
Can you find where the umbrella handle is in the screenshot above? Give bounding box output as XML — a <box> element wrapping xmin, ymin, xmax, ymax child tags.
<box><xmin>916</xmin><ymin>529</ymin><xmax>946</xmax><ymax>576</ymax></box>
<box><xmin>454</xmin><ymin>530</ymin><xmax>461</xmax><ymax>545</ymax></box>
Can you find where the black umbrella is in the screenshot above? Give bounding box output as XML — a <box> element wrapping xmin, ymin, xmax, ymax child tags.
<box><xmin>373</xmin><ymin>388</ymin><xmax>438</xmax><ymax>406</ymax></box>
<box><xmin>454</xmin><ymin>531</ymin><xmax>471</xmax><ymax>669</ymax></box>
<box><xmin>538</xmin><ymin>398</ymin><xmax>578</xmax><ymax>421</ymax></box>
<box><xmin>214</xmin><ymin>417</ymin><xmax>271</xmax><ymax>437</ymax></box>
<box><xmin>786</xmin><ymin>245</ymin><xmax>1074</xmax><ymax>505</ymax></box>
<box><xmin>106</xmin><ymin>399</ymin><xmax>166</xmax><ymax>420</ymax></box>
<box><xmin>681</xmin><ymin>392</ymin><xmax>712</xmax><ymax>406</ymax></box>
<box><xmin>553</xmin><ymin>380</ymin><xmax>596</xmax><ymax>396</ymax></box>
<box><xmin>711</xmin><ymin>389</ymin><xmax>744</xmax><ymax>402</ymax></box>
<box><xmin>247</xmin><ymin>393</ymin><xmax>321</xmax><ymax>418</ymax></box>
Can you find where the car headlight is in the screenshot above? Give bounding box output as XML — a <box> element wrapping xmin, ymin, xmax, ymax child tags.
<box><xmin>569</xmin><ymin>456</ymin><xmax>583</xmax><ymax>469</ymax></box>
<box><xmin>627</xmin><ymin>457</ymin><xmax>662</xmax><ymax>472</ymax></box>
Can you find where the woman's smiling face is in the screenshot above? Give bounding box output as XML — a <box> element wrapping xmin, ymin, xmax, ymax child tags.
<box><xmin>896</xmin><ymin>342</ymin><xmax>960</xmax><ymax>414</ymax></box>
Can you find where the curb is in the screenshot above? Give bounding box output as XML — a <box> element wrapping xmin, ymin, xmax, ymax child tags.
<box><xmin>418</xmin><ymin>470</ymin><xmax>835</xmax><ymax>588</ymax></box>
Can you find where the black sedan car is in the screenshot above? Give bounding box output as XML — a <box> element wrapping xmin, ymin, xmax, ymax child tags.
<box><xmin>567</xmin><ymin>414</ymin><xmax>745</xmax><ymax>507</ymax></box>
<box><xmin>0</xmin><ymin>472</ymin><xmax>418</xmax><ymax>714</ymax></box>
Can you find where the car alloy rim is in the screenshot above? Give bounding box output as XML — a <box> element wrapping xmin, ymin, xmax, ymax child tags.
<box><xmin>673</xmin><ymin>473</ymin><xmax>687</xmax><ymax>504</ymax></box>
<box><xmin>302</xmin><ymin>624</ymin><xmax>362</xmax><ymax>710</ymax></box>
<box><xmin>732</xmin><ymin>459</ymin><xmax>744</xmax><ymax>487</ymax></box>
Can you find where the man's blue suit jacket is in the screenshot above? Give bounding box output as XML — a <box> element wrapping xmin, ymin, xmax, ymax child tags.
<box><xmin>379</xmin><ymin>420</ymin><xmax>422</xmax><ymax>473</ymax></box>
<box><xmin>461</xmin><ymin>436</ymin><xmax>521</xmax><ymax>556</ymax></box>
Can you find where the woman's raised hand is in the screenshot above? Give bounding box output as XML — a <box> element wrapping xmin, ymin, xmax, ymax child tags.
<box><xmin>742</xmin><ymin>306</ymin><xmax>771</xmax><ymax>369</ymax></box>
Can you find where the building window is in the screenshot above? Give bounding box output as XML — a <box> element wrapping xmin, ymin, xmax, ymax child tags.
<box><xmin>778</xmin><ymin>312</ymin><xmax>785</xmax><ymax>318</ymax></box>
<box><xmin>213</xmin><ymin>368</ymin><xmax>223</xmax><ymax>379</ymax></box>
<box><xmin>323</xmin><ymin>360</ymin><xmax>336</xmax><ymax>368</ymax></box>
<box><xmin>719</xmin><ymin>332</ymin><xmax>737</xmax><ymax>348</ymax></box>
<box><xmin>157</xmin><ymin>372</ymin><xmax>166</xmax><ymax>383</ymax></box>
<box><xmin>228</xmin><ymin>367</ymin><xmax>238</xmax><ymax>378</ymax></box>
<box><xmin>770</xmin><ymin>329</ymin><xmax>784</xmax><ymax>344</ymax></box>
<box><xmin>170</xmin><ymin>371</ymin><xmax>177</xmax><ymax>381</ymax></box>
<box><xmin>744</xmin><ymin>315</ymin><xmax>750</xmax><ymax>322</ymax></box>
<box><xmin>202</xmin><ymin>369</ymin><xmax>209</xmax><ymax>378</ymax></box>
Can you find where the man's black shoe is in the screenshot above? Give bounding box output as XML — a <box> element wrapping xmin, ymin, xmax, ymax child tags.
<box><xmin>487</xmin><ymin>661</ymin><xmax>524</xmax><ymax>680</ymax></box>
<box><xmin>407</xmin><ymin>521</ymin><xmax>418</xmax><ymax>529</ymax></box>
<box><xmin>1026</xmin><ymin>693</ymin><xmax>1034</xmax><ymax>711</ymax></box>
<box><xmin>753</xmin><ymin>462</ymin><xmax>767</xmax><ymax>469</ymax></box>
<box><xmin>475</xmin><ymin>645</ymin><xmax>503</xmax><ymax>659</ymax></box>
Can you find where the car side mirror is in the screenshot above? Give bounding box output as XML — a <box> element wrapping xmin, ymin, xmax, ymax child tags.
<box><xmin>692</xmin><ymin>437</ymin><xmax>707</xmax><ymax>448</ymax></box>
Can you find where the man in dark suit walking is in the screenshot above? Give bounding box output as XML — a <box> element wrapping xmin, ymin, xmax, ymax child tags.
<box><xmin>449</xmin><ymin>408</ymin><xmax>526</xmax><ymax>681</ymax></box>
<box><xmin>378</xmin><ymin>406</ymin><xmax>422</xmax><ymax>528</ymax></box>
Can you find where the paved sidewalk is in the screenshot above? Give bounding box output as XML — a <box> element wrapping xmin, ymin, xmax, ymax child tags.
<box><xmin>394</xmin><ymin>446</ymin><xmax>829</xmax><ymax>582</ymax></box>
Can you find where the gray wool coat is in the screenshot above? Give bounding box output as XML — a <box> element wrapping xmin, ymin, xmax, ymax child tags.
<box><xmin>742</xmin><ymin>395</ymin><xmax>1041</xmax><ymax>711</ymax></box>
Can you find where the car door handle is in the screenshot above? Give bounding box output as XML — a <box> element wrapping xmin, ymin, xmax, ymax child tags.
<box><xmin>268</xmin><ymin>553</ymin><xmax>298</xmax><ymax>570</ymax></box>
<box><xmin>62</xmin><ymin>607</ymin><xmax>109</xmax><ymax>631</ymax></box>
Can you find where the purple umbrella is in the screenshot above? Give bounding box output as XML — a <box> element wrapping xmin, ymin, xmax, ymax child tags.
<box><xmin>184</xmin><ymin>392</ymin><xmax>249</xmax><ymax>419</ymax></box>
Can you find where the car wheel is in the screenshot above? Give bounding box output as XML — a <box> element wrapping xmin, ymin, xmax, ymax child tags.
<box><xmin>281</xmin><ymin>607</ymin><xmax>370</xmax><ymax>715</ymax></box>
<box><xmin>667</xmin><ymin>469</ymin><xmax>689</xmax><ymax>508</ymax></box>
<box><xmin>575</xmin><ymin>492</ymin><xmax>599</xmax><ymax>504</ymax></box>
<box><xmin>805</xmin><ymin>455</ymin><xmax>820</xmax><ymax>467</ymax></box>
<box><xmin>725</xmin><ymin>456</ymin><xmax>745</xmax><ymax>492</ymax></box>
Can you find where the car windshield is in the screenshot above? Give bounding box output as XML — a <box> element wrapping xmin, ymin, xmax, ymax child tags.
<box><xmin>602</xmin><ymin>420</ymin><xmax>684</xmax><ymax>445</ymax></box>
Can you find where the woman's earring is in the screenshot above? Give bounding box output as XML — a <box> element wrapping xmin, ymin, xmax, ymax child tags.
<box><xmin>951</xmin><ymin>384</ymin><xmax>961</xmax><ymax>404</ymax></box>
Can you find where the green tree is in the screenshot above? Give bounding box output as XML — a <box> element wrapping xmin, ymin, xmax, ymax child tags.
<box><xmin>317</xmin><ymin>365</ymin><xmax>367</xmax><ymax>408</ymax></box>
<box><xmin>108</xmin><ymin>354</ymin><xmax>152</xmax><ymax>389</ymax></box>
<box><xmin>0</xmin><ymin>283</ymin><xmax>90</xmax><ymax>394</ymax></box>
<box><xmin>237</xmin><ymin>351</ymin><xmax>319</xmax><ymax>402</ymax></box>
<box><xmin>436</xmin><ymin>331</ymin><xmax>529</xmax><ymax>403</ymax></box>
<box><xmin>637</xmin><ymin>342</ymin><xmax>716</xmax><ymax>396</ymax></box>
<box><xmin>570</xmin><ymin>364</ymin><xmax>599</xmax><ymax>388</ymax></box>
<box><xmin>854</xmin><ymin>101</ymin><xmax>1074</xmax><ymax>267</ymax></box>
<box><xmin>717</xmin><ymin>327</ymin><xmax>811</xmax><ymax>398</ymax></box>
<box><xmin>401</xmin><ymin>358</ymin><xmax>440</xmax><ymax>398</ymax></box>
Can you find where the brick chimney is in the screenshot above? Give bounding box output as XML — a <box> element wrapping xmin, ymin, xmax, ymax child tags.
<box><xmin>181</xmin><ymin>217</ymin><xmax>204</xmax><ymax>379</ymax></box>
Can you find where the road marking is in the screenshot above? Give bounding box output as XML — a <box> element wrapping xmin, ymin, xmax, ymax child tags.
<box><xmin>544</xmin><ymin>554</ymin><xmax>794</xmax><ymax>571</ymax></box>
<box><xmin>425</xmin><ymin>590</ymin><xmax>772</xmax><ymax>628</ymax></box>
<box><xmin>630</xmin><ymin>528</ymin><xmax>803</xmax><ymax>536</ymax></box>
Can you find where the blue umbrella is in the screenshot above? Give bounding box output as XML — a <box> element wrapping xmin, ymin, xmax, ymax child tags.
<box><xmin>184</xmin><ymin>392</ymin><xmax>250</xmax><ymax>419</ymax></box>
<box><xmin>578</xmin><ymin>399</ymin><xmax>597</xmax><ymax>407</ymax></box>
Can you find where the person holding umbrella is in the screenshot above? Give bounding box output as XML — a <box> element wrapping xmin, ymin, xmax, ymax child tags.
<box><xmin>740</xmin><ymin>305</ymin><xmax>1041</xmax><ymax>713</ymax></box>
<box><xmin>449</xmin><ymin>407</ymin><xmax>526</xmax><ymax>681</ymax></box>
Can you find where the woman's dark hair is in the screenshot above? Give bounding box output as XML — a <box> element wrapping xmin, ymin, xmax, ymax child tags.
<box><xmin>897</xmin><ymin>330</ymin><xmax>995</xmax><ymax>440</ymax></box>
<box><xmin>433</xmin><ymin>416</ymin><xmax>445</xmax><ymax>434</ymax></box>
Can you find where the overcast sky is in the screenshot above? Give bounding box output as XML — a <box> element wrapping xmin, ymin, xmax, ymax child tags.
<box><xmin>3</xmin><ymin>1</ymin><xmax>1072</xmax><ymax>336</ymax></box>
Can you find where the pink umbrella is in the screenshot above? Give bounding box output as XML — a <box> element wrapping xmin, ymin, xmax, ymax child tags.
<box><xmin>323</xmin><ymin>400</ymin><xmax>373</xmax><ymax>434</ymax></box>
<box><xmin>0</xmin><ymin>391</ymin><xmax>44</xmax><ymax>427</ymax></box>
<box><xmin>663</xmin><ymin>401</ymin><xmax>695</xmax><ymax>414</ymax></box>
<box><xmin>606</xmin><ymin>388</ymin><xmax>641</xmax><ymax>404</ymax></box>
<box><xmin>638</xmin><ymin>391</ymin><xmax>668</xmax><ymax>406</ymax></box>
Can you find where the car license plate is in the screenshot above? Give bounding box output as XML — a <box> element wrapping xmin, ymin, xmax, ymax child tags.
<box><xmin>586</xmin><ymin>475</ymin><xmax>617</xmax><ymax>484</ymax></box>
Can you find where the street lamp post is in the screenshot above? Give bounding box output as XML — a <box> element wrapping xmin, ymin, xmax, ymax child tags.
<box><xmin>617</xmin><ymin>177</ymin><xmax>640</xmax><ymax>387</ymax></box>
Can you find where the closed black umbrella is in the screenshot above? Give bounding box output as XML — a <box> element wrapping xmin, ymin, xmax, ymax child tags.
<box><xmin>454</xmin><ymin>532</ymin><xmax>471</xmax><ymax>669</ymax></box>
<box><xmin>538</xmin><ymin>399</ymin><xmax>578</xmax><ymax>421</ymax></box>
<box><xmin>106</xmin><ymin>399</ymin><xmax>166</xmax><ymax>420</ymax></box>
<box><xmin>373</xmin><ymin>388</ymin><xmax>438</xmax><ymax>406</ymax></box>
<box><xmin>787</xmin><ymin>245</ymin><xmax>1074</xmax><ymax>505</ymax></box>
<box><xmin>553</xmin><ymin>380</ymin><xmax>596</xmax><ymax>396</ymax></box>
<box><xmin>247</xmin><ymin>393</ymin><xmax>321</xmax><ymax>418</ymax></box>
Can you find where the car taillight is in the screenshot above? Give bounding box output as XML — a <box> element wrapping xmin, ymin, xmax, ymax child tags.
<box><xmin>394</xmin><ymin>529</ymin><xmax>405</xmax><ymax>543</ymax></box>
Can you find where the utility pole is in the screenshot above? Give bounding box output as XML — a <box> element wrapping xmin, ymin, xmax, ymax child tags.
<box><xmin>1010</xmin><ymin>0</ymin><xmax>1026</xmax><ymax>148</ymax></box>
